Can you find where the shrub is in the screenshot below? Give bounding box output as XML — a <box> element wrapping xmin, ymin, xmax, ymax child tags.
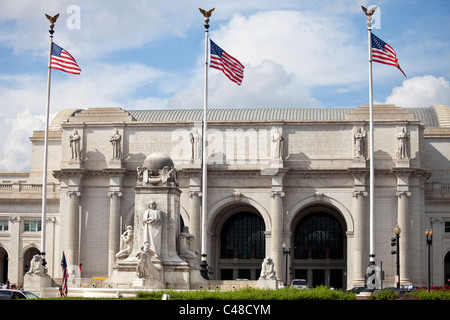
<box><xmin>136</xmin><ymin>286</ymin><xmax>356</xmax><ymax>300</ymax></box>
<box><xmin>367</xmin><ymin>290</ymin><xmax>399</xmax><ymax>300</ymax></box>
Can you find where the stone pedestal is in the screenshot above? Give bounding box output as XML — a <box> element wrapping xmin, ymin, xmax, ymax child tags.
<box><xmin>23</xmin><ymin>274</ymin><xmax>54</xmax><ymax>297</ymax></box>
<box><xmin>107</xmin><ymin>153</ymin><xmax>204</xmax><ymax>289</ymax></box>
<box><xmin>132</xmin><ymin>278</ymin><xmax>166</xmax><ymax>289</ymax></box>
<box><xmin>257</xmin><ymin>278</ymin><xmax>278</xmax><ymax>289</ymax></box>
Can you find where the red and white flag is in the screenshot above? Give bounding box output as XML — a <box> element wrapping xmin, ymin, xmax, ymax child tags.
<box><xmin>210</xmin><ymin>39</ymin><xmax>244</xmax><ymax>85</ymax></box>
<box><xmin>371</xmin><ymin>33</ymin><xmax>406</xmax><ymax>78</ymax></box>
<box><xmin>60</xmin><ymin>252</ymin><xmax>68</xmax><ymax>296</ymax></box>
<box><xmin>51</xmin><ymin>43</ymin><xmax>81</xmax><ymax>75</ymax></box>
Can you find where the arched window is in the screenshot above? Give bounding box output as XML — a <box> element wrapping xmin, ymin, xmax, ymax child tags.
<box><xmin>294</xmin><ymin>212</ymin><xmax>344</xmax><ymax>259</ymax></box>
<box><xmin>220</xmin><ymin>212</ymin><xmax>265</xmax><ymax>259</ymax></box>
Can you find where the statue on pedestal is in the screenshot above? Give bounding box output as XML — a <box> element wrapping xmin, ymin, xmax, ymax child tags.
<box><xmin>110</xmin><ymin>129</ymin><xmax>122</xmax><ymax>160</ymax></box>
<box><xmin>189</xmin><ymin>127</ymin><xmax>202</xmax><ymax>161</ymax></box>
<box><xmin>396</xmin><ymin>128</ymin><xmax>409</xmax><ymax>159</ymax></box>
<box><xmin>271</xmin><ymin>128</ymin><xmax>284</xmax><ymax>159</ymax></box>
<box><xmin>143</xmin><ymin>201</ymin><xmax>161</xmax><ymax>260</ymax></box>
<box><xmin>116</xmin><ymin>226</ymin><xmax>133</xmax><ymax>260</ymax></box>
<box><xmin>259</xmin><ymin>257</ymin><xmax>276</xmax><ymax>280</ymax></box>
<box><xmin>354</xmin><ymin>127</ymin><xmax>366</xmax><ymax>158</ymax></box>
<box><xmin>178</xmin><ymin>226</ymin><xmax>199</xmax><ymax>269</ymax></box>
<box><xmin>135</xmin><ymin>245</ymin><xmax>161</xmax><ymax>280</ymax></box>
<box><xmin>69</xmin><ymin>129</ymin><xmax>81</xmax><ymax>160</ymax></box>
<box><xmin>27</xmin><ymin>254</ymin><xmax>47</xmax><ymax>276</ymax></box>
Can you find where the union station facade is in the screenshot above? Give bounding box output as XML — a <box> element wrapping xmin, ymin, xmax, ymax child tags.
<box><xmin>1</xmin><ymin>104</ymin><xmax>450</xmax><ymax>290</ymax></box>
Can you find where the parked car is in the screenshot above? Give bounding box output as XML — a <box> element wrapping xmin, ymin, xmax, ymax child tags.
<box><xmin>291</xmin><ymin>279</ymin><xmax>308</xmax><ymax>289</ymax></box>
<box><xmin>0</xmin><ymin>289</ymin><xmax>39</xmax><ymax>300</ymax></box>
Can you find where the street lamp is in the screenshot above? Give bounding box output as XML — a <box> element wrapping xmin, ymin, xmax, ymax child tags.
<box><xmin>425</xmin><ymin>229</ymin><xmax>434</xmax><ymax>291</ymax></box>
<box><xmin>391</xmin><ymin>225</ymin><xmax>401</xmax><ymax>289</ymax></box>
<box><xmin>282</xmin><ymin>242</ymin><xmax>290</xmax><ymax>286</ymax></box>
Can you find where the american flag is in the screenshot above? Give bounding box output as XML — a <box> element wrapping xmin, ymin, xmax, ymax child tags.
<box><xmin>51</xmin><ymin>43</ymin><xmax>81</xmax><ymax>75</ymax></box>
<box><xmin>210</xmin><ymin>39</ymin><xmax>244</xmax><ymax>85</ymax></box>
<box><xmin>61</xmin><ymin>252</ymin><xmax>68</xmax><ymax>297</ymax></box>
<box><xmin>371</xmin><ymin>33</ymin><xmax>406</xmax><ymax>78</ymax></box>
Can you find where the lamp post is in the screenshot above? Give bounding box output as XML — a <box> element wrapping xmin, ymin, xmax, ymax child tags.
<box><xmin>282</xmin><ymin>242</ymin><xmax>290</xmax><ymax>286</ymax></box>
<box><xmin>391</xmin><ymin>225</ymin><xmax>401</xmax><ymax>289</ymax></box>
<box><xmin>425</xmin><ymin>229</ymin><xmax>434</xmax><ymax>291</ymax></box>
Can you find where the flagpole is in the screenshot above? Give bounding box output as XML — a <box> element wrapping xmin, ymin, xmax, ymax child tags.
<box><xmin>363</xmin><ymin>7</ymin><xmax>377</xmax><ymax>269</ymax></box>
<box><xmin>199</xmin><ymin>8</ymin><xmax>214</xmax><ymax>280</ymax></box>
<box><xmin>41</xmin><ymin>14</ymin><xmax>59</xmax><ymax>268</ymax></box>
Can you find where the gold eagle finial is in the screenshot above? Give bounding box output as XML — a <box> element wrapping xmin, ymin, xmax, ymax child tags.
<box><xmin>199</xmin><ymin>8</ymin><xmax>215</xmax><ymax>25</ymax></box>
<box><xmin>45</xmin><ymin>13</ymin><xmax>60</xmax><ymax>31</ymax></box>
<box><xmin>361</xmin><ymin>6</ymin><xmax>377</xmax><ymax>16</ymax></box>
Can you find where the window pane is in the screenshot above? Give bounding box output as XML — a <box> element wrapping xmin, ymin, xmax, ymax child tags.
<box><xmin>24</xmin><ymin>221</ymin><xmax>41</xmax><ymax>232</ymax></box>
<box><xmin>0</xmin><ymin>220</ymin><xmax>8</xmax><ymax>232</ymax></box>
<box><xmin>294</xmin><ymin>212</ymin><xmax>343</xmax><ymax>259</ymax></box>
<box><xmin>445</xmin><ymin>222</ymin><xmax>450</xmax><ymax>233</ymax></box>
<box><xmin>220</xmin><ymin>212</ymin><xmax>265</xmax><ymax>259</ymax></box>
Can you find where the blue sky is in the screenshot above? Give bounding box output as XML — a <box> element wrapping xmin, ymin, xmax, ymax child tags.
<box><xmin>0</xmin><ymin>0</ymin><xmax>449</xmax><ymax>170</ymax></box>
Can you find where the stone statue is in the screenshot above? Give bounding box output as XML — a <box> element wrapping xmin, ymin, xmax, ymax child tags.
<box><xmin>143</xmin><ymin>201</ymin><xmax>161</xmax><ymax>260</ymax></box>
<box><xmin>69</xmin><ymin>129</ymin><xmax>81</xmax><ymax>160</ymax></box>
<box><xmin>135</xmin><ymin>245</ymin><xmax>161</xmax><ymax>280</ymax></box>
<box><xmin>396</xmin><ymin>128</ymin><xmax>408</xmax><ymax>159</ymax></box>
<box><xmin>110</xmin><ymin>129</ymin><xmax>122</xmax><ymax>160</ymax></box>
<box><xmin>178</xmin><ymin>226</ymin><xmax>199</xmax><ymax>269</ymax></box>
<box><xmin>116</xmin><ymin>226</ymin><xmax>133</xmax><ymax>260</ymax></box>
<box><xmin>354</xmin><ymin>127</ymin><xmax>366</xmax><ymax>158</ymax></box>
<box><xmin>137</xmin><ymin>153</ymin><xmax>180</xmax><ymax>187</ymax></box>
<box><xmin>137</xmin><ymin>166</ymin><xmax>144</xmax><ymax>182</ymax></box>
<box><xmin>27</xmin><ymin>254</ymin><xmax>47</xmax><ymax>276</ymax></box>
<box><xmin>259</xmin><ymin>257</ymin><xmax>276</xmax><ymax>280</ymax></box>
<box><xmin>271</xmin><ymin>128</ymin><xmax>284</xmax><ymax>159</ymax></box>
<box><xmin>138</xmin><ymin>165</ymin><xmax>179</xmax><ymax>187</ymax></box>
<box><xmin>189</xmin><ymin>127</ymin><xmax>202</xmax><ymax>160</ymax></box>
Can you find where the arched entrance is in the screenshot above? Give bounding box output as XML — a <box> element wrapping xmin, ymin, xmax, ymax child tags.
<box><xmin>0</xmin><ymin>247</ymin><xmax>8</xmax><ymax>284</ymax></box>
<box><xmin>291</xmin><ymin>205</ymin><xmax>347</xmax><ymax>289</ymax></box>
<box><xmin>444</xmin><ymin>251</ymin><xmax>450</xmax><ymax>286</ymax></box>
<box><xmin>23</xmin><ymin>247</ymin><xmax>40</xmax><ymax>275</ymax></box>
<box><xmin>212</xmin><ymin>205</ymin><xmax>266</xmax><ymax>280</ymax></box>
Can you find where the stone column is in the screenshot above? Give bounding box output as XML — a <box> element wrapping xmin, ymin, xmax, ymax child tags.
<box><xmin>67</xmin><ymin>190</ymin><xmax>81</xmax><ymax>267</ymax></box>
<box><xmin>184</xmin><ymin>169</ymin><xmax>202</xmax><ymax>255</ymax></box>
<box><xmin>189</xmin><ymin>191</ymin><xmax>202</xmax><ymax>254</ymax></box>
<box><xmin>394</xmin><ymin>168</ymin><xmax>413</xmax><ymax>286</ymax></box>
<box><xmin>270</xmin><ymin>190</ymin><xmax>285</xmax><ymax>282</ymax></box>
<box><xmin>53</xmin><ymin>168</ymin><xmax>84</xmax><ymax>271</ymax></box>
<box><xmin>108</xmin><ymin>191</ymin><xmax>122</xmax><ymax>275</ymax></box>
<box><xmin>349</xmin><ymin>169</ymin><xmax>368</xmax><ymax>287</ymax></box>
<box><xmin>270</xmin><ymin>169</ymin><xmax>287</xmax><ymax>282</ymax></box>
<box><xmin>396</xmin><ymin>190</ymin><xmax>411</xmax><ymax>285</ymax></box>
<box><xmin>104</xmin><ymin>169</ymin><xmax>125</xmax><ymax>275</ymax></box>
<box><xmin>352</xmin><ymin>190</ymin><xmax>368</xmax><ymax>286</ymax></box>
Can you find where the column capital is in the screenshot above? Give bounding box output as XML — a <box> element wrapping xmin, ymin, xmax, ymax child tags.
<box><xmin>188</xmin><ymin>190</ymin><xmax>202</xmax><ymax>198</ymax></box>
<box><xmin>396</xmin><ymin>190</ymin><xmax>411</xmax><ymax>198</ymax></box>
<box><xmin>352</xmin><ymin>190</ymin><xmax>368</xmax><ymax>198</ymax></box>
<box><xmin>108</xmin><ymin>191</ymin><xmax>123</xmax><ymax>197</ymax></box>
<box><xmin>67</xmin><ymin>191</ymin><xmax>82</xmax><ymax>197</ymax></box>
<box><xmin>270</xmin><ymin>190</ymin><xmax>285</xmax><ymax>198</ymax></box>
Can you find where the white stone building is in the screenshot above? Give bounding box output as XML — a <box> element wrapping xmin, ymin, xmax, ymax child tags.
<box><xmin>0</xmin><ymin>104</ymin><xmax>449</xmax><ymax>290</ymax></box>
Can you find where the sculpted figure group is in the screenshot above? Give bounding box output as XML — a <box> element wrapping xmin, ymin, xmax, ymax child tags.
<box><xmin>115</xmin><ymin>200</ymin><xmax>199</xmax><ymax>280</ymax></box>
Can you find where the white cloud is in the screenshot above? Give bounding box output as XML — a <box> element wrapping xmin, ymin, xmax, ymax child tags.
<box><xmin>0</xmin><ymin>61</ymin><xmax>170</xmax><ymax>170</ymax></box>
<box><xmin>166</xmin><ymin>9</ymin><xmax>367</xmax><ymax>109</ymax></box>
<box><xmin>385</xmin><ymin>75</ymin><xmax>450</xmax><ymax>108</ymax></box>
<box><xmin>0</xmin><ymin>109</ymin><xmax>47</xmax><ymax>171</ymax></box>
<box><xmin>166</xmin><ymin>60</ymin><xmax>320</xmax><ymax>108</ymax></box>
<box><xmin>211</xmin><ymin>10</ymin><xmax>366</xmax><ymax>87</ymax></box>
